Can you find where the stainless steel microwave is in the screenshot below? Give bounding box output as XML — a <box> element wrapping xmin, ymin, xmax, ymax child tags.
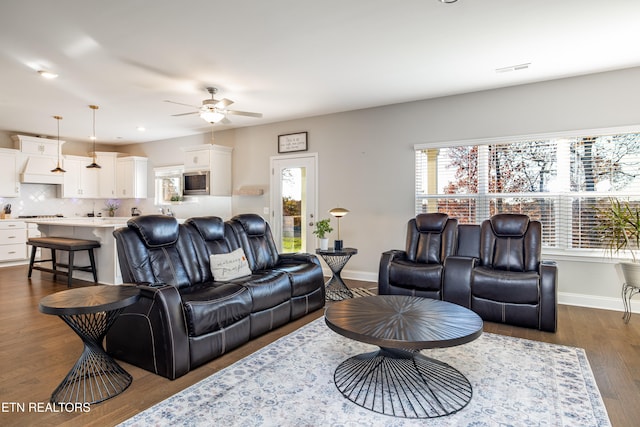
<box><xmin>183</xmin><ymin>171</ymin><xmax>210</xmax><ymax>195</ymax></box>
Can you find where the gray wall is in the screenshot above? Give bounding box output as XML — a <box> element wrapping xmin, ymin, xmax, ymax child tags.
<box><xmin>211</xmin><ymin>66</ymin><xmax>640</xmax><ymax>311</ymax></box>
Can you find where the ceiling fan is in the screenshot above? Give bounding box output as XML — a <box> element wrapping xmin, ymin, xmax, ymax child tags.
<box><xmin>165</xmin><ymin>87</ymin><xmax>263</xmax><ymax>124</ymax></box>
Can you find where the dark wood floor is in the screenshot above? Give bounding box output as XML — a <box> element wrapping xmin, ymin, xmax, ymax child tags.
<box><xmin>0</xmin><ymin>265</ymin><xmax>639</xmax><ymax>427</ymax></box>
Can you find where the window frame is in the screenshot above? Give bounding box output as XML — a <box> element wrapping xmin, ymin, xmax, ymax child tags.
<box><xmin>414</xmin><ymin>125</ymin><xmax>640</xmax><ymax>261</ymax></box>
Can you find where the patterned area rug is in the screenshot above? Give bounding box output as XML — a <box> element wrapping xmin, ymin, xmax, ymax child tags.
<box><xmin>119</xmin><ymin>317</ymin><xmax>610</xmax><ymax>427</ymax></box>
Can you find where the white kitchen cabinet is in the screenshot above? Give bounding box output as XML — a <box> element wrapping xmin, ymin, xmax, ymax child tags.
<box><xmin>183</xmin><ymin>145</ymin><xmax>232</xmax><ymax>196</ymax></box>
<box><xmin>116</xmin><ymin>156</ymin><xmax>147</xmax><ymax>199</ymax></box>
<box><xmin>184</xmin><ymin>148</ymin><xmax>212</xmax><ymax>170</ymax></box>
<box><xmin>60</xmin><ymin>156</ymin><xmax>99</xmax><ymax>198</ymax></box>
<box><xmin>0</xmin><ymin>148</ymin><xmax>20</xmax><ymax>197</ymax></box>
<box><xmin>0</xmin><ymin>221</ymin><xmax>27</xmax><ymax>261</ymax></box>
<box><xmin>12</xmin><ymin>135</ymin><xmax>59</xmax><ymax>157</ymax></box>
<box><xmin>95</xmin><ymin>152</ymin><xmax>118</xmax><ymax>198</ymax></box>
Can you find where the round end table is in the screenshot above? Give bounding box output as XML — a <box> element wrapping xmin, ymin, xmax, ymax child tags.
<box><xmin>316</xmin><ymin>247</ymin><xmax>357</xmax><ymax>301</ymax></box>
<box><xmin>39</xmin><ymin>285</ymin><xmax>140</xmax><ymax>404</ymax></box>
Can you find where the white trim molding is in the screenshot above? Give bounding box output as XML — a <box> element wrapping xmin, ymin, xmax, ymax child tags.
<box><xmin>414</xmin><ymin>124</ymin><xmax>640</xmax><ymax>150</ymax></box>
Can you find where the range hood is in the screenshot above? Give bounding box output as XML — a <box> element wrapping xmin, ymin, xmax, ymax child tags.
<box><xmin>20</xmin><ymin>156</ymin><xmax>64</xmax><ymax>185</ymax></box>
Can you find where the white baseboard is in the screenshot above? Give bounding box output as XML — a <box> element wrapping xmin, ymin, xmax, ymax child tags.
<box><xmin>322</xmin><ymin>267</ymin><xmax>377</xmax><ymax>284</ymax></box>
<box><xmin>0</xmin><ymin>259</ymin><xmax>30</xmax><ymax>268</ymax></box>
<box><xmin>558</xmin><ymin>291</ymin><xmax>640</xmax><ymax>314</ymax></box>
<box><xmin>326</xmin><ymin>268</ymin><xmax>640</xmax><ymax>315</ymax></box>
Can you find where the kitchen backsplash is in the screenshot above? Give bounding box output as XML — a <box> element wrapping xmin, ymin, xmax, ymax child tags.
<box><xmin>0</xmin><ymin>183</ymin><xmax>232</xmax><ymax>219</ymax></box>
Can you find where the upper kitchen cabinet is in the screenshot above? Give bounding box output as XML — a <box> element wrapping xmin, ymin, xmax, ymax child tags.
<box><xmin>183</xmin><ymin>144</ymin><xmax>232</xmax><ymax>196</ymax></box>
<box><xmin>60</xmin><ymin>156</ymin><xmax>99</xmax><ymax>198</ymax></box>
<box><xmin>116</xmin><ymin>156</ymin><xmax>147</xmax><ymax>199</ymax></box>
<box><xmin>13</xmin><ymin>135</ymin><xmax>59</xmax><ymax>157</ymax></box>
<box><xmin>0</xmin><ymin>148</ymin><xmax>20</xmax><ymax>197</ymax></box>
<box><xmin>95</xmin><ymin>152</ymin><xmax>118</xmax><ymax>198</ymax></box>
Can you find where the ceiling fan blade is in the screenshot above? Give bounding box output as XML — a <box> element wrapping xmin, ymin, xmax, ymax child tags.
<box><xmin>220</xmin><ymin>117</ymin><xmax>232</xmax><ymax>125</ymax></box>
<box><xmin>215</xmin><ymin>98</ymin><xmax>234</xmax><ymax>108</ymax></box>
<box><xmin>165</xmin><ymin>100</ymin><xmax>201</xmax><ymax>109</ymax></box>
<box><xmin>171</xmin><ymin>111</ymin><xmax>199</xmax><ymax>117</ymax></box>
<box><xmin>226</xmin><ymin>110</ymin><xmax>263</xmax><ymax>118</ymax></box>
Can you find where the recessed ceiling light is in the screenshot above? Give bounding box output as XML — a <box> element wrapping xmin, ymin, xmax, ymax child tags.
<box><xmin>440</xmin><ymin>0</ymin><xmax>458</xmax><ymax>3</ymax></box>
<box><xmin>37</xmin><ymin>70</ymin><xmax>59</xmax><ymax>79</ymax></box>
<box><xmin>495</xmin><ymin>63</ymin><xmax>531</xmax><ymax>73</ymax></box>
<box><xmin>137</xmin><ymin>126</ymin><xmax>146</xmax><ymax>132</ymax></box>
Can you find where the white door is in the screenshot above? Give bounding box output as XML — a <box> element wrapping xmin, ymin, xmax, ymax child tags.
<box><xmin>270</xmin><ymin>154</ymin><xmax>318</xmax><ymax>253</ymax></box>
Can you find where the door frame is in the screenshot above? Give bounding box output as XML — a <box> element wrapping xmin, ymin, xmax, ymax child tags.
<box><xmin>269</xmin><ymin>152</ymin><xmax>318</xmax><ymax>253</ymax></box>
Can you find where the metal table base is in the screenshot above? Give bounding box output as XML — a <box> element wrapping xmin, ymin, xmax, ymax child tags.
<box><xmin>334</xmin><ymin>347</ymin><xmax>472</xmax><ymax>419</ymax></box>
<box><xmin>52</xmin><ymin>310</ymin><xmax>133</xmax><ymax>404</ymax></box>
<box><xmin>316</xmin><ymin>248</ymin><xmax>357</xmax><ymax>301</ymax></box>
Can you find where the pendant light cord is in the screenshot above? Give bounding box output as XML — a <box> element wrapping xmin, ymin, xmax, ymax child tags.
<box><xmin>87</xmin><ymin>105</ymin><xmax>101</xmax><ymax>168</ymax></box>
<box><xmin>51</xmin><ymin>115</ymin><xmax>66</xmax><ymax>173</ymax></box>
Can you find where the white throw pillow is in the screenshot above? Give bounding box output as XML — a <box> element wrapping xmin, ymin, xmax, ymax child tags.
<box><xmin>209</xmin><ymin>248</ymin><xmax>252</xmax><ymax>281</ymax></box>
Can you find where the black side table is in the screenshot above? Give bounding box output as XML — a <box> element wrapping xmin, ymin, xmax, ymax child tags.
<box><xmin>39</xmin><ymin>285</ymin><xmax>140</xmax><ymax>404</ymax></box>
<box><xmin>316</xmin><ymin>248</ymin><xmax>357</xmax><ymax>301</ymax></box>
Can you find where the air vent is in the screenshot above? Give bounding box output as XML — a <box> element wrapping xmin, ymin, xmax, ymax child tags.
<box><xmin>495</xmin><ymin>63</ymin><xmax>531</xmax><ymax>73</ymax></box>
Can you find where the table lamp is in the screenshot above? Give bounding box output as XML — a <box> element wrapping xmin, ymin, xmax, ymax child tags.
<box><xmin>329</xmin><ymin>207</ymin><xmax>349</xmax><ymax>250</ymax></box>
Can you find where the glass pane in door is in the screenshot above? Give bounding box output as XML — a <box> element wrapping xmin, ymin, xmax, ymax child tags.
<box><xmin>281</xmin><ymin>167</ymin><xmax>306</xmax><ymax>253</ymax></box>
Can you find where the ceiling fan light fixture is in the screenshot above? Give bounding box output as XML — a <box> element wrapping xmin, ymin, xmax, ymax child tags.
<box><xmin>51</xmin><ymin>115</ymin><xmax>66</xmax><ymax>174</ymax></box>
<box><xmin>86</xmin><ymin>105</ymin><xmax>102</xmax><ymax>169</ymax></box>
<box><xmin>38</xmin><ymin>70</ymin><xmax>59</xmax><ymax>79</ymax></box>
<box><xmin>200</xmin><ymin>109</ymin><xmax>226</xmax><ymax>124</ymax></box>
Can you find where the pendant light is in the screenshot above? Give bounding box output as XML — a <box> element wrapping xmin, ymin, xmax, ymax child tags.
<box><xmin>50</xmin><ymin>115</ymin><xmax>66</xmax><ymax>173</ymax></box>
<box><xmin>86</xmin><ymin>104</ymin><xmax>101</xmax><ymax>169</ymax></box>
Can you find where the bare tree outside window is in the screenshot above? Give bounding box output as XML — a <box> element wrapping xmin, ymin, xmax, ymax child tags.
<box><xmin>415</xmin><ymin>132</ymin><xmax>640</xmax><ymax>251</ymax></box>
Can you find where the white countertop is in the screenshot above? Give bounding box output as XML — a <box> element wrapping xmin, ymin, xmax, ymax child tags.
<box><xmin>23</xmin><ymin>217</ymin><xmax>131</xmax><ymax>227</ymax></box>
<box><xmin>23</xmin><ymin>216</ymin><xmax>186</xmax><ymax>227</ymax></box>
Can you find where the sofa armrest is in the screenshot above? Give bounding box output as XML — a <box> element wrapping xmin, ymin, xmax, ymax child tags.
<box><xmin>539</xmin><ymin>261</ymin><xmax>558</xmax><ymax>332</ymax></box>
<box><xmin>442</xmin><ymin>255</ymin><xmax>477</xmax><ymax>308</ymax></box>
<box><xmin>378</xmin><ymin>250</ymin><xmax>407</xmax><ymax>294</ymax></box>
<box><xmin>106</xmin><ymin>283</ymin><xmax>190</xmax><ymax>380</ymax></box>
<box><xmin>279</xmin><ymin>252</ymin><xmax>321</xmax><ymax>267</ymax></box>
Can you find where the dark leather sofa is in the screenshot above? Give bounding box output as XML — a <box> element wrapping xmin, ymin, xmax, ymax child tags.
<box><xmin>379</xmin><ymin>213</ymin><xmax>557</xmax><ymax>332</ymax></box>
<box><xmin>106</xmin><ymin>213</ymin><xmax>325</xmax><ymax>379</ymax></box>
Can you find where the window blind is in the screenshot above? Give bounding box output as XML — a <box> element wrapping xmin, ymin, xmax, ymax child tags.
<box><xmin>415</xmin><ymin>132</ymin><xmax>640</xmax><ymax>252</ymax></box>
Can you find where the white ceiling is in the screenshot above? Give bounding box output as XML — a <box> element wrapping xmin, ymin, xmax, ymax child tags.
<box><xmin>1</xmin><ymin>0</ymin><xmax>639</xmax><ymax>145</ymax></box>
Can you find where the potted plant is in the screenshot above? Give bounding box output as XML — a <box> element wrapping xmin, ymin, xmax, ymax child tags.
<box><xmin>599</xmin><ymin>197</ymin><xmax>640</xmax><ymax>286</ymax></box>
<box><xmin>313</xmin><ymin>218</ymin><xmax>333</xmax><ymax>250</ymax></box>
<box><xmin>104</xmin><ymin>199</ymin><xmax>120</xmax><ymax>217</ymax></box>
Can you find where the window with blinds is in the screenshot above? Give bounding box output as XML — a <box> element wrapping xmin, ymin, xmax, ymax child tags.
<box><xmin>415</xmin><ymin>132</ymin><xmax>640</xmax><ymax>252</ymax></box>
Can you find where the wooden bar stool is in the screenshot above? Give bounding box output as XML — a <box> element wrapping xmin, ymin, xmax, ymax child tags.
<box><xmin>27</xmin><ymin>237</ymin><xmax>101</xmax><ymax>287</ymax></box>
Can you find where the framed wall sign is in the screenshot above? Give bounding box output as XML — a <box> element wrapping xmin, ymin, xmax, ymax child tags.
<box><xmin>278</xmin><ymin>132</ymin><xmax>308</xmax><ymax>153</ymax></box>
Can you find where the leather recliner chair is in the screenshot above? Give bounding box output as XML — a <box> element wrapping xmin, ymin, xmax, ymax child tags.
<box><xmin>379</xmin><ymin>213</ymin><xmax>558</xmax><ymax>332</ymax></box>
<box><xmin>227</xmin><ymin>213</ymin><xmax>326</xmax><ymax>319</ymax></box>
<box><xmin>378</xmin><ymin>213</ymin><xmax>458</xmax><ymax>298</ymax></box>
<box><xmin>470</xmin><ymin>213</ymin><xmax>557</xmax><ymax>332</ymax></box>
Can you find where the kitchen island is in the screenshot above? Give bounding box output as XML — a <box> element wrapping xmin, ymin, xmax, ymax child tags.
<box><xmin>27</xmin><ymin>217</ymin><xmax>131</xmax><ymax>285</ymax></box>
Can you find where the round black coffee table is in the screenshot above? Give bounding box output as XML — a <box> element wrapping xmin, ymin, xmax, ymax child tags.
<box><xmin>325</xmin><ymin>295</ymin><xmax>483</xmax><ymax>419</ymax></box>
<box><xmin>39</xmin><ymin>285</ymin><xmax>140</xmax><ymax>404</ymax></box>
